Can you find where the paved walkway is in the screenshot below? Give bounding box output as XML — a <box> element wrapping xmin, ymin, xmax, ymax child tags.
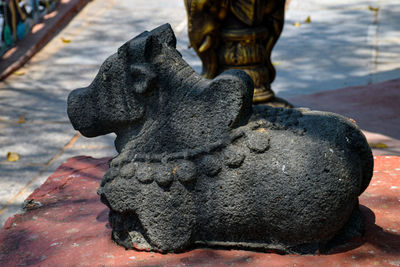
<box><xmin>274</xmin><ymin>0</ymin><xmax>400</xmax><ymax>97</ymax></box>
<box><xmin>0</xmin><ymin>0</ymin><xmax>399</xmax><ymax>226</ymax></box>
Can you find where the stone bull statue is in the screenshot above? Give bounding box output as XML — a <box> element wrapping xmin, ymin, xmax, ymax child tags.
<box><xmin>67</xmin><ymin>24</ymin><xmax>373</xmax><ymax>254</ymax></box>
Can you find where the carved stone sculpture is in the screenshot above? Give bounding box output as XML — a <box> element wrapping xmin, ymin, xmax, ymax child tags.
<box><xmin>184</xmin><ymin>0</ymin><xmax>289</xmax><ymax>106</ymax></box>
<box><xmin>67</xmin><ymin>24</ymin><xmax>373</xmax><ymax>254</ymax></box>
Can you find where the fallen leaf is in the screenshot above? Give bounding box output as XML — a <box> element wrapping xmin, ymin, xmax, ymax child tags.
<box><xmin>369</xmin><ymin>143</ymin><xmax>388</xmax><ymax>149</ymax></box>
<box><xmin>14</xmin><ymin>70</ymin><xmax>25</xmax><ymax>76</ymax></box>
<box><xmin>368</xmin><ymin>6</ymin><xmax>379</xmax><ymax>12</ymax></box>
<box><xmin>61</xmin><ymin>37</ymin><xmax>71</xmax><ymax>43</ymax></box>
<box><xmin>293</xmin><ymin>22</ymin><xmax>301</xmax><ymax>27</ymax></box>
<box><xmin>18</xmin><ymin>114</ymin><xmax>26</xmax><ymax>124</ymax></box>
<box><xmin>304</xmin><ymin>16</ymin><xmax>311</xmax><ymax>23</ymax></box>
<box><xmin>7</xmin><ymin>152</ymin><xmax>20</xmax><ymax>162</ymax></box>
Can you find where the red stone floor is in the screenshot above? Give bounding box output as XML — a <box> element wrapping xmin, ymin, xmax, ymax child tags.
<box><xmin>0</xmin><ymin>155</ymin><xmax>399</xmax><ymax>266</ymax></box>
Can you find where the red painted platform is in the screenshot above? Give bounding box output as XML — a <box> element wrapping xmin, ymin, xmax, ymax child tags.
<box><xmin>1</xmin><ymin>156</ymin><xmax>399</xmax><ymax>266</ymax></box>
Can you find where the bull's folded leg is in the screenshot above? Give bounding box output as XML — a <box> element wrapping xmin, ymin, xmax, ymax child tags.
<box><xmin>109</xmin><ymin>210</ymin><xmax>153</xmax><ymax>251</ymax></box>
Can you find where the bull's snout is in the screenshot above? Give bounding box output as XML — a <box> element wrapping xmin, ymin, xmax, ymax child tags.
<box><xmin>67</xmin><ymin>87</ymin><xmax>104</xmax><ymax>137</ymax></box>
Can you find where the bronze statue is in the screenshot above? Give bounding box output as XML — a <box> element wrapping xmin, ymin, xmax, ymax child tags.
<box><xmin>185</xmin><ymin>0</ymin><xmax>290</xmax><ymax>106</ymax></box>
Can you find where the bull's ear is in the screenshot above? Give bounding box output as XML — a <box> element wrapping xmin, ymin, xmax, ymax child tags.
<box><xmin>130</xmin><ymin>64</ymin><xmax>156</xmax><ymax>94</ymax></box>
<box><xmin>149</xmin><ymin>23</ymin><xmax>176</xmax><ymax>48</ymax></box>
<box><xmin>206</xmin><ymin>70</ymin><xmax>254</xmax><ymax>127</ymax></box>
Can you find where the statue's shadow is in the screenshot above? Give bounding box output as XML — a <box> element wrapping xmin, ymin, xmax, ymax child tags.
<box><xmin>326</xmin><ymin>204</ymin><xmax>400</xmax><ymax>255</ymax></box>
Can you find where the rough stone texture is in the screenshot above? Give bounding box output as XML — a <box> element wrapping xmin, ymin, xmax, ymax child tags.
<box><xmin>1</xmin><ymin>156</ymin><xmax>399</xmax><ymax>266</ymax></box>
<box><xmin>67</xmin><ymin>24</ymin><xmax>374</xmax><ymax>254</ymax></box>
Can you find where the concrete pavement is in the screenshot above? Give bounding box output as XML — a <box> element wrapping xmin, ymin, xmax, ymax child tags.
<box><xmin>273</xmin><ymin>0</ymin><xmax>400</xmax><ymax>97</ymax></box>
<box><xmin>0</xmin><ymin>0</ymin><xmax>399</xmax><ymax>227</ymax></box>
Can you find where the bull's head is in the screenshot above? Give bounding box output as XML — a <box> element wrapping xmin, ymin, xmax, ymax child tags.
<box><xmin>68</xmin><ymin>24</ymin><xmax>254</xmax><ymax>154</ymax></box>
<box><xmin>67</xmin><ymin>24</ymin><xmax>176</xmax><ymax>137</ymax></box>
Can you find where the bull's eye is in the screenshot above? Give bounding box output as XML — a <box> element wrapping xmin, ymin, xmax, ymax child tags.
<box><xmin>130</xmin><ymin>64</ymin><xmax>156</xmax><ymax>94</ymax></box>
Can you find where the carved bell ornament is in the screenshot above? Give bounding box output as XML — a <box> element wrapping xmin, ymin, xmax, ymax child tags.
<box><xmin>184</xmin><ymin>0</ymin><xmax>290</xmax><ymax>106</ymax></box>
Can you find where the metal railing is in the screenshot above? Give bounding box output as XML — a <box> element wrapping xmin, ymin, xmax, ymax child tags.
<box><xmin>1</xmin><ymin>0</ymin><xmax>59</xmax><ymax>56</ymax></box>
